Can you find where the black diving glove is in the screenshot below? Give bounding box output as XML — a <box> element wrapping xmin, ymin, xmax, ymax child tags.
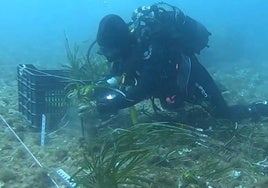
<box><xmin>94</xmin><ymin>87</ymin><xmax>129</xmax><ymax>114</ymax></box>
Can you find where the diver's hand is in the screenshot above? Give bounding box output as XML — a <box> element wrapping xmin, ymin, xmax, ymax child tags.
<box><xmin>94</xmin><ymin>87</ymin><xmax>126</xmax><ymax>114</ymax></box>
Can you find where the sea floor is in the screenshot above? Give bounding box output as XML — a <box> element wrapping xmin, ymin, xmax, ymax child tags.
<box><xmin>0</xmin><ymin>61</ymin><xmax>268</xmax><ymax>188</ymax></box>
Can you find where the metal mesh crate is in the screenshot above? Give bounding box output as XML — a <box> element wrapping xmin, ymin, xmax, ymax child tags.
<box><xmin>17</xmin><ymin>64</ymin><xmax>72</xmax><ymax>129</ymax></box>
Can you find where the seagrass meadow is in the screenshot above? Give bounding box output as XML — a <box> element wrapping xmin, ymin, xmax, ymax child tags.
<box><xmin>1</xmin><ymin>1</ymin><xmax>268</xmax><ymax>187</ymax></box>
<box><xmin>0</xmin><ymin>51</ymin><xmax>268</xmax><ymax>187</ymax></box>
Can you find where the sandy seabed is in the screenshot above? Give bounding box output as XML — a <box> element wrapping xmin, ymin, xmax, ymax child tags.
<box><xmin>0</xmin><ymin>61</ymin><xmax>268</xmax><ymax>188</ymax></box>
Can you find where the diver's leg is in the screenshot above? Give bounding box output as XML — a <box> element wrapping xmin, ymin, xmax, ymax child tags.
<box><xmin>186</xmin><ymin>57</ymin><xmax>232</xmax><ymax>118</ymax></box>
<box><xmin>187</xmin><ymin>57</ymin><xmax>268</xmax><ymax>120</ymax></box>
<box><xmin>186</xmin><ymin>57</ymin><xmax>254</xmax><ymax>120</ymax></box>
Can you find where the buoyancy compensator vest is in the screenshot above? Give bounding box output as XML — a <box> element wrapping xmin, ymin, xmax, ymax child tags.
<box><xmin>129</xmin><ymin>2</ymin><xmax>211</xmax><ymax>55</ymax></box>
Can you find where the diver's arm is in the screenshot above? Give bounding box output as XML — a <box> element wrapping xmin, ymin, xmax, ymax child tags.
<box><xmin>97</xmin><ymin>65</ymin><xmax>158</xmax><ymax>114</ymax></box>
<box><xmin>96</xmin><ymin>84</ymin><xmax>147</xmax><ymax>114</ymax></box>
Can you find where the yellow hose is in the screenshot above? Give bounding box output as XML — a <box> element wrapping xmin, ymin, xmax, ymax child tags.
<box><xmin>129</xmin><ymin>106</ymin><xmax>138</xmax><ymax>125</ymax></box>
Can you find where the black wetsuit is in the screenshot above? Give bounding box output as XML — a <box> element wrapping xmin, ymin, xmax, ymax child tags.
<box><xmin>183</xmin><ymin>56</ymin><xmax>253</xmax><ymax>120</ymax></box>
<box><xmin>95</xmin><ymin>9</ymin><xmax>268</xmax><ymax>121</ymax></box>
<box><xmin>98</xmin><ymin>41</ymin><xmax>268</xmax><ymax>122</ymax></box>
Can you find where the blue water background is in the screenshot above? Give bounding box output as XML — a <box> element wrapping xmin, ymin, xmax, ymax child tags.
<box><xmin>0</xmin><ymin>0</ymin><xmax>267</xmax><ymax>69</ymax></box>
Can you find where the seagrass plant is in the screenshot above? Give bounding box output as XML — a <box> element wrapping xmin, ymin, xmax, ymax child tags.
<box><xmin>63</xmin><ymin>34</ymin><xmax>108</xmax><ymax>81</ymax></box>
<box><xmin>71</xmin><ymin>122</ymin><xmax>211</xmax><ymax>187</ymax></box>
<box><xmin>62</xmin><ymin>37</ymin><xmax>254</xmax><ymax>187</ymax></box>
<box><xmin>63</xmin><ymin>35</ymin><xmax>111</xmax><ymax>113</ymax></box>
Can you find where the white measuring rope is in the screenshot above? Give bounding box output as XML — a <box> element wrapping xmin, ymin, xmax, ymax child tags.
<box><xmin>0</xmin><ymin>114</ymin><xmax>43</xmax><ymax>167</ymax></box>
<box><xmin>0</xmin><ymin>114</ymin><xmax>60</xmax><ymax>188</ymax></box>
<box><xmin>21</xmin><ymin>66</ymin><xmax>90</xmax><ymax>83</ymax></box>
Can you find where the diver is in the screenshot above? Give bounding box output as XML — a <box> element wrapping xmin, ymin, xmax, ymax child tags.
<box><xmin>91</xmin><ymin>3</ymin><xmax>268</xmax><ymax>122</ymax></box>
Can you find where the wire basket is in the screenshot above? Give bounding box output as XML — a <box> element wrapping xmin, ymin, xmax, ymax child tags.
<box><xmin>17</xmin><ymin>64</ymin><xmax>71</xmax><ymax>129</ymax></box>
